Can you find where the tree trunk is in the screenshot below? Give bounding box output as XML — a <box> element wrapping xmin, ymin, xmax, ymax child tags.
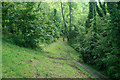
<box><xmin>96</xmin><ymin>3</ymin><xmax>103</xmax><ymax>17</ymax></box>
<box><xmin>38</xmin><ymin>2</ymin><xmax>41</xmax><ymax>9</ymax></box>
<box><xmin>85</xmin><ymin>1</ymin><xmax>94</xmax><ymax>29</ymax></box>
<box><xmin>60</xmin><ymin>2</ymin><xmax>67</xmax><ymax>41</ymax></box>
<box><xmin>93</xmin><ymin>2</ymin><xmax>97</xmax><ymax>32</ymax></box>
<box><xmin>98</xmin><ymin>0</ymin><xmax>106</xmax><ymax>15</ymax></box>
<box><xmin>63</xmin><ymin>37</ymin><xmax>65</xmax><ymax>41</ymax></box>
<box><xmin>68</xmin><ymin>2</ymin><xmax>72</xmax><ymax>42</ymax></box>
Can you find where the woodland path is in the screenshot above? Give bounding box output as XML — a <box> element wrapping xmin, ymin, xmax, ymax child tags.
<box><xmin>42</xmin><ymin>38</ymin><xmax>108</xmax><ymax>79</ymax></box>
<box><xmin>64</xmin><ymin>39</ymin><xmax>108</xmax><ymax>80</ymax></box>
<box><xmin>2</xmin><ymin>38</ymin><xmax>108</xmax><ymax>79</ymax></box>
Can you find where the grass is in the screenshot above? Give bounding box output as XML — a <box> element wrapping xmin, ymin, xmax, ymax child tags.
<box><xmin>2</xmin><ymin>40</ymin><xmax>98</xmax><ymax>78</ymax></box>
<box><xmin>43</xmin><ymin>41</ymin><xmax>81</xmax><ymax>61</ymax></box>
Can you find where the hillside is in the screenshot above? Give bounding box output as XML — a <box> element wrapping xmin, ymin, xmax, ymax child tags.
<box><xmin>2</xmin><ymin>39</ymin><xmax>106</xmax><ymax>79</ymax></box>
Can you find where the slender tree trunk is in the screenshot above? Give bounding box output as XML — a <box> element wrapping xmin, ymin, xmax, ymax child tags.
<box><xmin>2</xmin><ymin>2</ymin><xmax>5</xmax><ymax>28</ymax></box>
<box><xmin>63</xmin><ymin>37</ymin><xmax>65</xmax><ymax>41</ymax></box>
<box><xmin>68</xmin><ymin>2</ymin><xmax>72</xmax><ymax>41</ymax></box>
<box><xmin>96</xmin><ymin>3</ymin><xmax>103</xmax><ymax>17</ymax></box>
<box><xmin>38</xmin><ymin>2</ymin><xmax>41</xmax><ymax>8</ymax></box>
<box><xmin>53</xmin><ymin>9</ymin><xmax>58</xmax><ymax>27</ymax></box>
<box><xmin>103</xmin><ymin>2</ymin><xmax>106</xmax><ymax>15</ymax></box>
<box><xmin>69</xmin><ymin>2</ymin><xmax>72</xmax><ymax>31</ymax></box>
<box><xmin>60</xmin><ymin>2</ymin><xmax>66</xmax><ymax>27</ymax></box>
<box><xmin>60</xmin><ymin>2</ymin><xmax>67</xmax><ymax>41</ymax></box>
<box><xmin>93</xmin><ymin>2</ymin><xmax>97</xmax><ymax>32</ymax></box>
<box><xmin>98</xmin><ymin>0</ymin><xmax>106</xmax><ymax>15</ymax></box>
<box><xmin>85</xmin><ymin>1</ymin><xmax>94</xmax><ymax>30</ymax></box>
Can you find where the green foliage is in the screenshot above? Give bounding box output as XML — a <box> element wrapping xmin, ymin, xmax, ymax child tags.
<box><xmin>2</xmin><ymin>40</ymin><xmax>91</xmax><ymax>78</ymax></box>
<box><xmin>68</xmin><ymin>2</ymin><xmax>120</xmax><ymax>79</ymax></box>
<box><xmin>2</xmin><ymin>1</ymin><xmax>119</xmax><ymax>79</ymax></box>
<box><xmin>2</xmin><ymin>2</ymin><xmax>62</xmax><ymax>48</ymax></box>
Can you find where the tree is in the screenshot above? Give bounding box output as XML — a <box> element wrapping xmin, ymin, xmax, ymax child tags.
<box><xmin>60</xmin><ymin>2</ymin><xmax>68</xmax><ymax>41</ymax></box>
<box><xmin>67</xmin><ymin>2</ymin><xmax>72</xmax><ymax>41</ymax></box>
<box><xmin>85</xmin><ymin>1</ymin><xmax>94</xmax><ymax>29</ymax></box>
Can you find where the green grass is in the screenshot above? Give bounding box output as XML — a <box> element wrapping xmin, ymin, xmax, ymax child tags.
<box><xmin>2</xmin><ymin>40</ymin><xmax>96</xmax><ymax>78</ymax></box>
<box><xmin>43</xmin><ymin>41</ymin><xmax>82</xmax><ymax>61</ymax></box>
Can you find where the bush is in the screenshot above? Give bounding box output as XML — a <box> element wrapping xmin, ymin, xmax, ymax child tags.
<box><xmin>68</xmin><ymin>15</ymin><xmax>120</xmax><ymax>79</ymax></box>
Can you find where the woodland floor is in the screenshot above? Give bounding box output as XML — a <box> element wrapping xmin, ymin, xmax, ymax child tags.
<box><xmin>2</xmin><ymin>38</ymin><xmax>107</xmax><ymax>79</ymax></box>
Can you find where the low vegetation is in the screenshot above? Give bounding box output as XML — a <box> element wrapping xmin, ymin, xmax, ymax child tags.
<box><xmin>2</xmin><ymin>1</ymin><xmax>120</xmax><ymax>79</ymax></box>
<box><xmin>2</xmin><ymin>40</ymin><xmax>98</xmax><ymax>78</ymax></box>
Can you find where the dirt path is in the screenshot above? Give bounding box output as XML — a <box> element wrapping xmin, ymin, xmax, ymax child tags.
<box><xmin>63</xmin><ymin>40</ymin><xmax>109</xmax><ymax>80</ymax></box>
<box><xmin>43</xmin><ymin>38</ymin><xmax>109</xmax><ymax>79</ymax></box>
<box><xmin>47</xmin><ymin>56</ymin><xmax>68</xmax><ymax>60</ymax></box>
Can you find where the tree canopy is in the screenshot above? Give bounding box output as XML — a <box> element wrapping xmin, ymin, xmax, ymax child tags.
<box><xmin>2</xmin><ymin>1</ymin><xmax>120</xmax><ymax>79</ymax></box>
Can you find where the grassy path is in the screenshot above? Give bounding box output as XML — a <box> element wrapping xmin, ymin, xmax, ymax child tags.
<box><xmin>63</xmin><ymin>40</ymin><xmax>107</xmax><ymax>80</ymax></box>
<box><xmin>42</xmin><ymin>39</ymin><xmax>107</xmax><ymax>79</ymax></box>
<box><xmin>2</xmin><ymin>39</ymin><xmax>107</xmax><ymax>79</ymax></box>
